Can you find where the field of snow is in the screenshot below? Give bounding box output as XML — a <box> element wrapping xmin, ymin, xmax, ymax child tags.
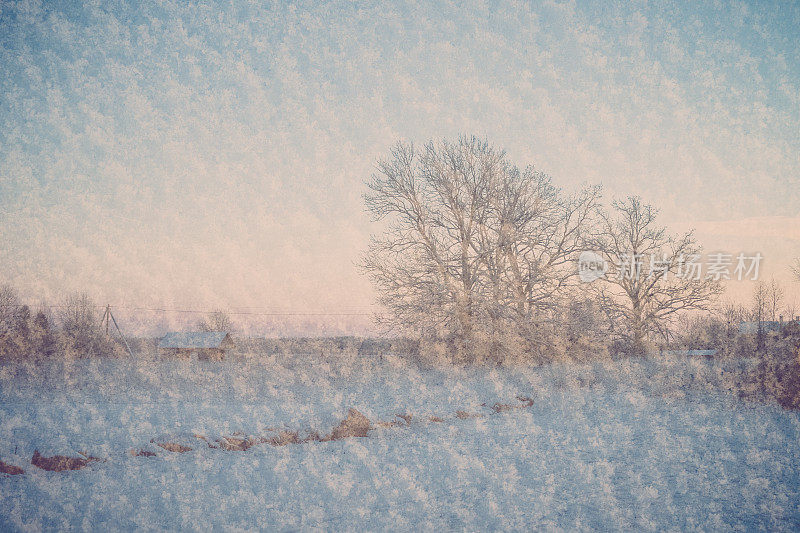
<box><xmin>1</xmin><ymin>352</ymin><xmax>799</xmax><ymax>531</ymax></box>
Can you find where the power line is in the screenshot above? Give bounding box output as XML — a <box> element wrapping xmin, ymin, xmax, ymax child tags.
<box><xmin>123</xmin><ymin>307</ymin><xmax>375</xmax><ymax>316</ymax></box>
<box><xmin>0</xmin><ymin>303</ymin><xmax>376</xmax><ymax>316</ymax></box>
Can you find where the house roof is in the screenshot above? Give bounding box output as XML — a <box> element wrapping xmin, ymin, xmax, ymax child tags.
<box><xmin>661</xmin><ymin>349</ymin><xmax>718</xmax><ymax>357</ymax></box>
<box><xmin>738</xmin><ymin>321</ymin><xmax>783</xmax><ymax>334</ymax></box>
<box><xmin>158</xmin><ymin>331</ymin><xmax>231</xmax><ymax>349</ymax></box>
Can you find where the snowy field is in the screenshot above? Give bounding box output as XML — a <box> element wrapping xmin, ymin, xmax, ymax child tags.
<box><xmin>1</xmin><ymin>353</ymin><xmax>799</xmax><ymax>531</ymax></box>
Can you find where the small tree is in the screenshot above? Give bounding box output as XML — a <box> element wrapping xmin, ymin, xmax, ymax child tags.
<box><xmin>751</xmin><ymin>280</ymin><xmax>770</xmax><ymax>353</ymax></box>
<box><xmin>0</xmin><ymin>284</ymin><xmax>19</xmax><ymax>331</ymax></box>
<box><xmin>592</xmin><ymin>197</ymin><xmax>723</xmax><ymax>354</ymax></box>
<box><xmin>0</xmin><ymin>285</ymin><xmax>23</xmax><ymax>357</ymax></box>
<box><xmin>58</xmin><ymin>292</ymin><xmax>97</xmax><ymax>335</ymax></box>
<box><xmin>58</xmin><ymin>292</ymin><xmax>102</xmax><ymax>357</ymax></box>
<box><xmin>197</xmin><ymin>310</ymin><xmax>234</xmax><ymax>332</ymax></box>
<box><xmin>767</xmin><ymin>278</ymin><xmax>784</xmax><ymax>322</ymax></box>
<box><xmin>32</xmin><ymin>309</ymin><xmax>57</xmax><ymax>357</ymax></box>
<box><xmin>58</xmin><ymin>293</ymin><xmax>126</xmax><ymax>357</ymax></box>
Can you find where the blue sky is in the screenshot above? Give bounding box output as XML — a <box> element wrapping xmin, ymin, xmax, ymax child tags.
<box><xmin>1</xmin><ymin>0</ymin><xmax>799</xmax><ymax>332</ymax></box>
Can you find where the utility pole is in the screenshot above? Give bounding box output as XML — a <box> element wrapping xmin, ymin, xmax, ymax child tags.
<box><xmin>100</xmin><ymin>305</ymin><xmax>110</xmax><ymax>336</ymax></box>
<box><xmin>101</xmin><ymin>304</ymin><xmax>134</xmax><ymax>357</ymax></box>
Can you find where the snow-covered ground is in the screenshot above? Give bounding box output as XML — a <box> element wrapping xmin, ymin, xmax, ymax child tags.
<box><xmin>1</xmin><ymin>353</ymin><xmax>799</xmax><ymax>531</ymax></box>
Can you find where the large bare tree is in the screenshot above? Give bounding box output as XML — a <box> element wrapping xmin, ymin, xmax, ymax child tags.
<box><xmin>592</xmin><ymin>197</ymin><xmax>722</xmax><ymax>353</ymax></box>
<box><xmin>362</xmin><ymin>138</ymin><xmax>497</xmax><ymax>356</ymax></box>
<box><xmin>475</xmin><ymin>163</ymin><xmax>600</xmax><ymax>352</ymax></box>
<box><xmin>362</xmin><ymin>136</ymin><xmax>598</xmax><ymax>361</ymax></box>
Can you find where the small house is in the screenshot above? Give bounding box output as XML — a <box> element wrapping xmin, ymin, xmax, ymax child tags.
<box><xmin>738</xmin><ymin>317</ymin><xmax>800</xmax><ymax>335</ymax></box>
<box><xmin>158</xmin><ymin>331</ymin><xmax>234</xmax><ymax>361</ymax></box>
<box><xmin>660</xmin><ymin>349</ymin><xmax>718</xmax><ymax>357</ymax></box>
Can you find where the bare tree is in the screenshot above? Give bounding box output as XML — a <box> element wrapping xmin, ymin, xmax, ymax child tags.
<box><xmin>767</xmin><ymin>278</ymin><xmax>784</xmax><ymax>321</ymax></box>
<box><xmin>785</xmin><ymin>300</ymin><xmax>798</xmax><ymax>322</ymax></box>
<box><xmin>362</xmin><ymin>138</ymin><xmax>497</xmax><ymax>359</ymax></box>
<box><xmin>57</xmin><ymin>292</ymin><xmax>110</xmax><ymax>357</ymax></box>
<box><xmin>719</xmin><ymin>300</ymin><xmax>747</xmax><ymax>331</ymax></box>
<box><xmin>197</xmin><ymin>310</ymin><xmax>234</xmax><ymax>332</ymax></box>
<box><xmin>751</xmin><ymin>281</ymin><xmax>769</xmax><ymax>322</ymax></box>
<box><xmin>791</xmin><ymin>258</ymin><xmax>800</xmax><ymax>282</ymax></box>
<box><xmin>0</xmin><ymin>286</ymin><xmax>60</xmax><ymax>358</ymax></box>
<box><xmin>750</xmin><ymin>280</ymin><xmax>771</xmax><ymax>357</ymax></box>
<box><xmin>592</xmin><ymin>197</ymin><xmax>723</xmax><ymax>353</ymax></box>
<box><xmin>58</xmin><ymin>292</ymin><xmax>97</xmax><ymax>335</ymax></box>
<box><xmin>0</xmin><ymin>284</ymin><xmax>21</xmax><ymax>338</ymax></box>
<box><xmin>0</xmin><ymin>285</ymin><xmax>23</xmax><ymax>356</ymax></box>
<box><xmin>362</xmin><ymin>136</ymin><xmax>599</xmax><ymax>362</ymax></box>
<box><xmin>477</xmin><ymin>168</ymin><xmax>600</xmax><ymax>353</ymax></box>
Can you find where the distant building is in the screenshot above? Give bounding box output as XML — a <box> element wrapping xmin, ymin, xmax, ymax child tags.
<box><xmin>738</xmin><ymin>318</ymin><xmax>800</xmax><ymax>335</ymax></box>
<box><xmin>158</xmin><ymin>331</ymin><xmax>234</xmax><ymax>361</ymax></box>
<box><xmin>660</xmin><ymin>349</ymin><xmax>718</xmax><ymax>357</ymax></box>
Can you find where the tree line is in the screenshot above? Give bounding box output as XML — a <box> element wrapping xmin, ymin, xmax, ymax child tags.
<box><xmin>0</xmin><ymin>286</ymin><xmax>242</xmax><ymax>360</ymax></box>
<box><xmin>3</xmin><ymin>136</ymin><xmax>798</xmax><ymax>365</ymax></box>
<box><xmin>0</xmin><ymin>288</ymin><xmax>124</xmax><ymax>359</ymax></box>
<box><xmin>361</xmin><ymin>136</ymin><xmax>739</xmax><ymax>363</ymax></box>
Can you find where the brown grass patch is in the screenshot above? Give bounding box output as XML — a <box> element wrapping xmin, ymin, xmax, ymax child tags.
<box><xmin>31</xmin><ymin>450</ymin><xmax>101</xmax><ymax>472</ymax></box>
<box><xmin>455</xmin><ymin>410</ymin><xmax>484</xmax><ymax>419</ymax></box>
<box><xmin>129</xmin><ymin>449</ymin><xmax>157</xmax><ymax>457</ymax></box>
<box><xmin>217</xmin><ymin>436</ymin><xmax>258</xmax><ymax>451</ymax></box>
<box><xmin>193</xmin><ymin>434</ymin><xmax>218</xmax><ymax>449</ymax></box>
<box><xmin>395</xmin><ymin>413</ymin><xmax>413</xmax><ymax>425</ymax></box>
<box><xmin>322</xmin><ymin>409</ymin><xmax>372</xmax><ymax>441</ymax></box>
<box><xmin>301</xmin><ymin>431</ymin><xmax>323</xmax><ymax>443</ymax></box>
<box><xmin>490</xmin><ymin>403</ymin><xmax>515</xmax><ymax>413</ymax></box>
<box><xmin>155</xmin><ymin>442</ymin><xmax>193</xmax><ymax>453</ymax></box>
<box><xmin>0</xmin><ymin>459</ymin><xmax>25</xmax><ymax>475</ymax></box>
<box><xmin>490</xmin><ymin>396</ymin><xmax>535</xmax><ymax>413</ymax></box>
<box><xmin>266</xmin><ymin>431</ymin><xmax>301</xmax><ymax>447</ymax></box>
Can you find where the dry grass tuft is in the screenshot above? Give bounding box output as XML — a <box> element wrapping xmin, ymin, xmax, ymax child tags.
<box><xmin>0</xmin><ymin>459</ymin><xmax>25</xmax><ymax>475</ymax></box>
<box><xmin>31</xmin><ymin>450</ymin><xmax>100</xmax><ymax>472</ymax></box>
<box><xmin>129</xmin><ymin>449</ymin><xmax>156</xmax><ymax>457</ymax></box>
<box><xmin>301</xmin><ymin>431</ymin><xmax>323</xmax><ymax>443</ymax></box>
<box><xmin>323</xmin><ymin>408</ymin><xmax>372</xmax><ymax>441</ymax></box>
<box><xmin>490</xmin><ymin>396</ymin><xmax>535</xmax><ymax>413</ymax></box>
<box><xmin>193</xmin><ymin>434</ymin><xmax>218</xmax><ymax>449</ymax></box>
<box><xmin>155</xmin><ymin>442</ymin><xmax>193</xmax><ymax>453</ymax></box>
<box><xmin>455</xmin><ymin>410</ymin><xmax>484</xmax><ymax>419</ymax></box>
<box><xmin>490</xmin><ymin>403</ymin><xmax>515</xmax><ymax>413</ymax></box>
<box><xmin>516</xmin><ymin>396</ymin><xmax>534</xmax><ymax>406</ymax></box>
<box><xmin>217</xmin><ymin>436</ymin><xmax>262</xmax><ymax>451</ymax></box>
<box><xmin>266</xmin><ymin>431</ymin><xmax>301</xmax><ymax>447</ymax></box>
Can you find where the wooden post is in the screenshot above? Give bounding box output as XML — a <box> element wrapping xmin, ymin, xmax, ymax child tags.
<box><xmin>107</xmin><ymin>306</ymin><xmax>134</xmax><ymax>357</ymax></box>
<box><xmin>99</xmin><ymin>306</ymin><xmax>109</xmax><ymax>331</ymax></box>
